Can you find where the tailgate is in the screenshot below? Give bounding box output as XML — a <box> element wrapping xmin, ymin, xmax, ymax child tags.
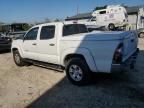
<box><xmin>122</xmin><ymin>31</ymin><xmax>138</xmax><ymax>61</ymax></box>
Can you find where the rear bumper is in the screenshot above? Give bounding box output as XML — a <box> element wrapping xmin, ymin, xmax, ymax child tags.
<box><xmin>111</xmin><ymin>48</ymin><xmax>139</xmax><ymax>72</ymax></box>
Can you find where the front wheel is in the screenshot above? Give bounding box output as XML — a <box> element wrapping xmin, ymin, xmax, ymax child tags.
<box><xmin>66</xmin><ymin>58</ymin><xmax>91</xmax><ymax>86</ymax></box>
<box><xmin>13</xmin><ymin>50</ymin><xmax>25</xmax><ymax>66</ymax></box>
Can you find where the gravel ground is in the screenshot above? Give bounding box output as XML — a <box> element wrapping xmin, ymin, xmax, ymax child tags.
<box><xmin>0</xmin><ymin>39</ymin><xmax>144</xmax><ymax>108</ymax></box>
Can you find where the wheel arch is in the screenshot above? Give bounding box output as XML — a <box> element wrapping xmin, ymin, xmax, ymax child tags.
<box><xmin>64</xmin><ymin>54</ymin><xmax>85</xmax><ymax>65</ymax></box>
<box><xmin>60</xmin><ymin>48</ymin><xmax>97</xmax><ymax>72</ymax></box>
<box><xmin>12</xmin><ymin>46</ymin><xmax>24</xmax><ymax>58</ymax></box>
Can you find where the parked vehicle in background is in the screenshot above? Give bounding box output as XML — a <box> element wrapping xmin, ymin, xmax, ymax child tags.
<box><xmin>0</xmin><ymin>23</ymin><xmax>29</xmax><ymax>33</ymax></box>
<box><xmin>12</xmin><ymin>22</ymin><xmax>138</xmax><ymax>85</ymax></box>
<box><xmin>0</xmin><ymin>33</ymin><xmax>11</xmax><ymax>51</ymax></box>
<box><xmin>8</xmin><ymin>31</ymin><xmax>27</xmax><ymax>39</ymax></box>
<box><xmin>137</xmin><ymin>8</ymin><xmax>144</xmax><ymax>38</ymax></box>
<box><xmin>83</xmin><ymin>5</ymin><xmax>128</xmax><ymax>30</ymax></box>
<box><xmin>0</xmin><ymin>23</ymin><xmax>30</xmax><ymax>38</ymax></box>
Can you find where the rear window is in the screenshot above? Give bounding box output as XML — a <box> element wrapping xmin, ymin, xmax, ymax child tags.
<box><xmin>63</xmin><ymin>24</ymin><xmax>88</xmax><ymax>36</ymax></box>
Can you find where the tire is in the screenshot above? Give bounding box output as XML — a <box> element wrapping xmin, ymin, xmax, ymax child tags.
<box><xmin>65</xmin><ymin>58</ymin><xmax>91</xmax><ymax>86</ymax></box>
<box><xmin>108</xmin><ymin>23</ymin><xmax>115</xmax><ymax>30</ymax></box>
<box><xmin>139</xmin><ymin>32</ymin><xmax>144</xmax><ymax>38</ymax></box>
<box><xmin>13</xmin><ymin>50</ymin><xmax>25</xmax><ymax>66</ymax></box>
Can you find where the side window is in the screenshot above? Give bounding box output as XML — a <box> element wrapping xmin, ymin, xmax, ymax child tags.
<box><xmin>91</xmin><ymin>17</ymin><xmax>96</xmax><ymax>21</ymax></box>
<box><xmin>99</xmin><ymin>11</ymin><xmax>106</xmax><ymax>14</ymax></box>
<box><xmin>63</xmin><ymin>24</ymin><xmax>88</xmax><ymax>36</ymax></box>
<box><xmin>24</xmin><ymin>27</ymin><xmax>39</xmax><ymax>40</ymax></box>
<box><xmin>40</xmin><ymin>26</ymin><xmax>55</xmax><ymax>40</ymax></box>
<box><xmin>63</xmin><ymin>24</ymin><xmax>79</xmax><ymax>36</ymax></box>
<box><xmin>78</xmin><ymin>24</ymin><xmax>88</xmax><ymax>33</ymax></box>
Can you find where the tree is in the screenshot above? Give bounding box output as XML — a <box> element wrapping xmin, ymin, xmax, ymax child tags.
<box><xmin>0</xmin><ymin>22</ymin><xmax>4</xmax><ymax>25</ymax></box>
<box><xmin>54</xmin><ymin>18</ymin><xmax>60</xmax><ymax>22</ymax></box>
<box><xmin>44</xmin><ymin>18</ymin><xmax>51</xmax><ymax>23</ymax></box>
<box><xmin>22</xmin><ymin>24</ymin><xmax>31</xmax><ymax>31</ymax></box>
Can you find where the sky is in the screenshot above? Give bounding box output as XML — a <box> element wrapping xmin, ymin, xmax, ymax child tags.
<box><xmin>0</xmin><ymin>0</ymin><xmax>144</xmax><ymax>23</ymax></box>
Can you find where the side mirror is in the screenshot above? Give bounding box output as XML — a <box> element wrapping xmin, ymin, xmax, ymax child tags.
<box><xmin>17</xmin><ymin>35</ymin><xmax>25</xmax><ymax>42</ymax></box>
<box><xmin>22</xmin><ymin>33</ymin><xmax>26</xmax><ymax>42</ymax></box>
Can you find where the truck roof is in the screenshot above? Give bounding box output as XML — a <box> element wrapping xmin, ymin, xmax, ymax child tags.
<box><xmin>33</xmin><ymin>21</ymin><xmax>79</xmax><ymax>28</ymax></box>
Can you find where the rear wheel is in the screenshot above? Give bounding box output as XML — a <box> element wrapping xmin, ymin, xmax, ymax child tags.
<box><xmin>66</xmin><ymin>58</ymin><xmax>91</xmax><ymax>86</ymax></box>
<box><xmin>108</xmin><ymin>23</ymin><xmax>115</xmax><ymax>31</ymax></box>
<box><xmin>13</xmin><ymin>50</ymin><xmax>25</xmax><ymax>66</ymax></box>
<box><xmin>139</xmin><ymin>32</ymin><xmax>144</xmax><ymax>38</ymax></box>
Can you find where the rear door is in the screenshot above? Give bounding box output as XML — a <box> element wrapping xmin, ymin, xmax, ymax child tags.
<box><xmin>37</xmin><ymin>25</ymin><xmax>58</xmax><ymax>64</ymax></box>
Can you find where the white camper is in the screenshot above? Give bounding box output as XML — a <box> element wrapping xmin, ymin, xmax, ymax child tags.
<box><xmin>137</xmin><ymin>8</ymin><xmax>144</xmax><ymax>29</ymax></box>
<box><xmin>86</xmin><ymin>5</ymin><xmax>128</xmax><ymax>30</ymax></box>
<box><xmin>137</xmin><ymin>8</ymin><xmax>144</xmax><ymax>37</ymax></box>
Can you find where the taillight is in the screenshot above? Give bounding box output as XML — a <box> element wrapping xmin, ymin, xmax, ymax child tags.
<box><xmin>113</xmin><ymin>43</ymin><xmax>123</xmax><ymax>64</ymax></box>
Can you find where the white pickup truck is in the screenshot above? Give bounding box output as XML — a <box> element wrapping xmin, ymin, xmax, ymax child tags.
<box><xmin>12</xmin><ymin>22</ymin><xmax>139</xmax><ymax>85</ymax></box>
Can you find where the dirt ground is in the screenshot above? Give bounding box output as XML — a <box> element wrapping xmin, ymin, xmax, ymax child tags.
<box><xmin>0</xmin><ymin>39</ymin><xmax>144</xmax><ymax>108</ymax></box>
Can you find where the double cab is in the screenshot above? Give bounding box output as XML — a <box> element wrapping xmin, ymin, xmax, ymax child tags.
<box><xmin>12</xmin><ymin>22</ymin><xmax>139</xmax><ymax>85</ymax></box>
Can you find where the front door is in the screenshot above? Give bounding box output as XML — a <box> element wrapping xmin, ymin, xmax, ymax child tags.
<box><xmin>37</xmin><ymin>25</ymin><xmax>58</xmax><ymax>64</ymax></box>
<box><xmin>22</xmin><ymin>27</ymin><xmax>39</xmax><ymax>60</ymax></box>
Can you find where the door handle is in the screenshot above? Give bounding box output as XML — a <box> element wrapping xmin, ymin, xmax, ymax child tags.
<box><xmin>32</xmin><ymin>43</ymin><xmax>37</xmax><ymax>46</ymax></box>
<box><xmin>49</xmin><ymin>43</ymin><xmax>55</xmax><ymax>46</ymax></box>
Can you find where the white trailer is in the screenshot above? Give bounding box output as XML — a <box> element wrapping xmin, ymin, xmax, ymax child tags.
<box><xmin>137</xmin><ymin>8</ymin><xmax>144</xmax><ymax>29</ymax></box>
<box><xmin>86</xmin><ymin>5</ymin><xmax>128</xmax><ymax>30</ymax></box>
<box><xmin>137</xmin><ymin>8</ymin><xmax>144</xmax><ymax>38</ymax></box>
